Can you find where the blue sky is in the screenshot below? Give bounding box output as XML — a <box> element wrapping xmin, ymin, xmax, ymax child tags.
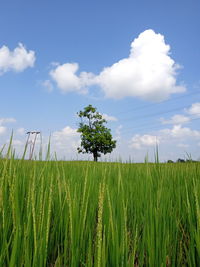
<box><xmin>0</xmin><ymin>0</ymin><xmax>200</xmax><ymax>161</ymax></box>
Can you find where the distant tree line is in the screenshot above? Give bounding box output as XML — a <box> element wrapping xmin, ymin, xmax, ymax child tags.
<box><xmin>167</xmin><ymin>158</ymin><xmax>199</xmax><ymax>163</ymax></box>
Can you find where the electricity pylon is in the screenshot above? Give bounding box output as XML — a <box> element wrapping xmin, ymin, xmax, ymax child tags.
<box><xmin>25</xmin><ymin>131</ymin><xmax>41</xmax><ymax>160</ymax></box>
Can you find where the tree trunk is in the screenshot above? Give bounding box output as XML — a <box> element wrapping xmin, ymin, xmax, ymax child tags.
<box><xmin>93</xmin><ymin>152</ymin><xmax>98</xmax><ymax>162</ymax></box>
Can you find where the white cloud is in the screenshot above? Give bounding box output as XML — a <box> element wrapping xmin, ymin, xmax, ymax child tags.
<box><xmin>16</xmin><ymin>128</ymin><xmax>25</xmax><ymax>135</ymax></box>
<box><xmin>130</xmin><ymin>134</ymin><xmax>159</xmax><ymax>149</ymax></box>
<box><xmin>52</xmin><ymin>126</ymin><xmax>80</xmax><ymax>153</ymax></box>
<box><xmin>12</xmin><ymin>139</ymin><xmax>23</xmax><ymax>146</ymax></box>
<box><xmin>43</xmin><ymin>80</ymin><xmax>54</xmax><ymax>92</ymax></box>
<box><xmin>126</xmin><ymin>124</ymin><xmax>200</xmax><ymax>161</ymax></box>
<box><xmin>161</xmin><ymin>114</ymin><xmax>190</xmax><ymax>125</ymax></box>
<box><xmin>0</xmin><ymin>126</ymin><xmax>6</xmax><ymax>135</ymax></box>
<box><xmin>161</xmin><ymin>124</ymin><xmax>200</xmax><ymax>139</ymax></box>
<box><xmin>50</xmin><ymin>62</ymin><xmax>60</xmax><ymax>67</ymax></box>
<box><xmin>53</xmin><ymin>126</ymin><xmax>79</xmax><ymax>140</ymax></box>
<box><xmin>0</xmin><ymin>117</ymin><xmax>16</xmax><ymax>125</ymax></box>
<box><xmin>97</xmin><ymin>29</ymin><xmax>185</xmax><ymax>101</ymax></box>
<box><xmin>0</xmin><ymin>43</ymin><xmax>35</xmax><ymax>74</ymax></box>
<box><xmin>129</xmin><ymin>124</ymin><xmax>200</xmax><ymax>150</ymax></box>
<box><xmin>48</xmin><ymin>29</ymin><xmax>185</xmax><ymax>102</ymax></box>
<box><xmin>186</xmin><ymin>102</ymin><xmax>200</xmax><ymax>117</ymax></box>
<box><xmin>50</xmin><ymin>63</ymin><xmax>95</xmax><ymax>94</ymax></box>
<box><xmin>102</xmin><ymin>113</ymin><xmax>117</xmax><ymax>121</ymax></box>
<box><xmin>177</xmin><ymin>143</ymin><xmax>189</xmax><ymax>148</ymax></box>
<box><xmin>115</xmin><ymin>125</ymin><xmax>122</xmax><ymax>141</ymax></box>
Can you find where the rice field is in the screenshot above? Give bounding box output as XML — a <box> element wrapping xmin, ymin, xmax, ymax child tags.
<box><xmin>0</xmin><ymin>154</ymin><xmax>200</xmax><ymax>266</ymax></box>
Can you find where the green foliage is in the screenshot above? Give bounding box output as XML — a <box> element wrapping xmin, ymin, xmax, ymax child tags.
<box><xmin>77</xmin><ymin>105</ymin><xmax>116</xmax><ymax>161</ymax></box>
<box><xmin>1</xmin><ymin>157</ymin><xmax>200</xmax><ymax>266</ymax></box>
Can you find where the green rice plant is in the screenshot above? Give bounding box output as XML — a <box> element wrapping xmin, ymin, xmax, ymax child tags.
<box><xmin>0</xmin><ymin>142</ymin><xmax>200</xmax><ymax>266</ymax></box>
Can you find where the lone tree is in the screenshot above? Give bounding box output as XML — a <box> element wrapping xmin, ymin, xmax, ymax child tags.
<box><xmin>77</xmin><ymin>104</ymin><xmax>116</xmax><ymax>161</ymax></box>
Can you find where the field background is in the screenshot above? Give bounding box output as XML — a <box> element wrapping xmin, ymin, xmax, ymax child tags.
<box><xmin>0</xmin><ymin>157</ymin><xmax>200</xmax><ymax>266</ymax></box>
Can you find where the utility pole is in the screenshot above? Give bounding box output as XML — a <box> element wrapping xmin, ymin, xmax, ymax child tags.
<box><xmin>25</xmin><ymin>131</ymin><xmax>41</xmax><ymax>160</ymax></box>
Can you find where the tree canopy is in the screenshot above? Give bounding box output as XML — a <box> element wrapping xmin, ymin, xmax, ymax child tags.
<box><xmin>77</xmin><ymin>105</ymin><xmax>116</xmax><ymax>161</ymax></box>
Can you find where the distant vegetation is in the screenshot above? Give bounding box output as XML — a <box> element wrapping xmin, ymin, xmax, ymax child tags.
<box><xmin>0</xmin><ymin>152</ymin><xmax>200</xmax><ymax>265</ymax></box>
<box><xmin>167</xmin><ymin>158</ymin><xmax>199</xmax><ymax>163</ymax></box>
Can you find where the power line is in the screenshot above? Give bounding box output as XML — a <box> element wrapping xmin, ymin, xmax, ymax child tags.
<box><xmin>118</xmin><ymin>103</ymin><xmax>192</xmax><ymax>123</ymax></box>
<box><xmin>120</xmin><ymin>115</ymin><xmax>200</xmax><ymax>135</ymax></box>
<box><xmin>114</xmin><ymin>90</ymin><xmax>200</xmax><ymax>116</ymax></box>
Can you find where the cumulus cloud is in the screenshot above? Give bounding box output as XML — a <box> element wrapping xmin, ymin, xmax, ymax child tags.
<box><xmin>0</xmin><ymin>126</ymin><xmax>6</xmax><ymax>135</ymax></box>
<box><xmin>102</xmin><ymin>113</ymin><xmax>117</xmax><ymax>121</ymax></box>
<box><xmin>50</xmin><ymin>63</ymin><xmax>95</xmax><ymax>94</ymax></box>
<box><xmin>53</xmin><ymin>126</ymin><xmax>79</xmax><ymax>139</ymax></box>
<box><xmin>43</xmin><ymin>80</ymin><xmax>54</xmax><ymax>92</ymax></box>
<box><xmin>130</xmin><ymin>124</ymin><xmax>200</xmax><ymax>151</ymax></box>
<box><xmin>97</xmin><ymin>29</ymin><xmax>185</xmax><ymax>101</ymax></box>
<box><xmin>177</xmin><ymin>143</ymin><xmax>189</xmax><ymax>148</ymax></box>
<box><xmin>160</xmin><ymin>101</ymin><xmax>200</xmax><ymax>126</ymax></box>
<box><xmin>0</xmin><ymin>117</ymin><xmax>16</xmax><ymax>125</ymax></box>
<box><xmin>0</xmin><ymin>43</ymin><xmax>35</xmax><ymax>74</ymax></box>
<box><xmin>161</xmin><ymin>124</ymin><xmax>200</xmax><ymax>139</ymax></box>
<box><xmin>161</xmin><ymin>114</ymin><xmax>190</xmax><ymax>125</ymax></box>
<box><xmin>115</xmin><ymin>125</ymin><xmax>122</xmax><ymax>141</ymax></box>
<box><xmin>48</xmin><ymin>29</ymin><xmax>185</xmax><ymax>101</ymax></box>
<box><xmin>52</xmin><ymin>126</ymin><xmax>80</xmax><ymax>153</ymax></box>
<box><xmin>186</xmin><ymin>102</ymin><xmax>200</xmax><ymax>117</ymax></box>
<box><xmin>0</xmin><ymin>117</ymin><xmax>15</xmax><ymax>136</ymax></box>
<box><xmin>12</xmin><ymin>139</ymin><xmax>23</xmax><ymax>146</ymax></box>
<box><xmin>16</xmin><ymin>128</ymin><xmax>25</xmax><ymax>135</ymax></box>
<box><xmin>130</xmin><ymin>134</ymin><xmax>159</xmax><ymax>149</ymax></box>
